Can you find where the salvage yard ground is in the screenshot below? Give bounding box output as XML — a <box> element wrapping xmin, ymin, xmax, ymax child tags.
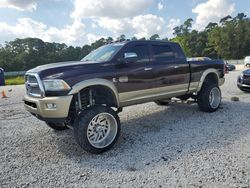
<box><xmin>0</xmin><ymin>69</ymin><xmax>250</xmax><ymax>187</ymax></box>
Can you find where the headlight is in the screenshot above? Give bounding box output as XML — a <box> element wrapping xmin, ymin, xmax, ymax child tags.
<box><xmin>43</xmin><ymin>79</ymin><xmax>71</xmax><ymax>91</ymax></box>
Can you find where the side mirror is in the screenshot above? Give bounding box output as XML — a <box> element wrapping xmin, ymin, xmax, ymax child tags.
<box><xmin>117</xmin><ymin>52</ymin><xmax>138</xmax><ymax>65</ymax></box>
<box><xmin>124</xmin><ymin>52</ymin><xmax>138</xmax><ymax>59</ymax></box>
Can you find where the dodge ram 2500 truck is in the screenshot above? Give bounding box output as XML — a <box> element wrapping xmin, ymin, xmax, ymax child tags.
<box><xmin>23</xmin><ymin>41</ymin><xmax>225</xmax><ymax>154</ymax></box>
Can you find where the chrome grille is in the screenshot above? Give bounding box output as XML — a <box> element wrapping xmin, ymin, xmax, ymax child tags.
<box><xmin>25</xmin><ymin>74</ymin><xmax>44</xmax><ymax>98</ymax></box>
<box><xmin>244</xmin><ymin>74</ymin><xmax>250</xmax><ymax>79</ymax></box>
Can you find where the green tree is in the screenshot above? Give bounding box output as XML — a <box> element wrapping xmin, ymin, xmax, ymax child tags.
<box><xmin>149</xmin><ymin>34</ymin><xmax>160</xmax><ymax>40</ymax></box>
<box><xmin>117</xmin><ymin>34</ymin><xmax>126</xmax><ymax>41</ymax></box>
<box><xmin>131</xmin><ymin>36</ymin><xmax>138</xmax><ymax>41</ymax></box>
<box><xmin>172</xmin><ymin>18</ymin><xmax>194</xmax><ymax>56</ymax></box>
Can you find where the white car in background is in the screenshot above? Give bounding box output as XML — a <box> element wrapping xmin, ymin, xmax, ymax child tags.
<box><xmin>244</xmin><ymin>56</ymin><xmax>250</xmax><ymax>67</ymax></box>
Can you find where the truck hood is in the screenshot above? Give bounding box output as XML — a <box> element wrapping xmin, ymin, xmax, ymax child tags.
<box><xmin>26</xmin><ymin>60</ymin><xmax>108</xmax><ymax>87</ymax></box>
<box><xmin>27</xmin><ymin>60</ymin><xmax>97</xmax><ymax>73</ymax></box>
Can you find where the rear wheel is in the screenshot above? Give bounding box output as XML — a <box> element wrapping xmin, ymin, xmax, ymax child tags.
<box><xmin>74</xmin><ymin>106</ymin><xmax>120</xmax><ymax>154</ymax></box>
<box><xmin>46</xmin><ymin>122</ymin><xmax>69</xmax><ymax>130</ymax></box>
<box><xmin>197</xmin><ymin>83</ymin><xmax>221</xmax><ymax>112</ymax></box>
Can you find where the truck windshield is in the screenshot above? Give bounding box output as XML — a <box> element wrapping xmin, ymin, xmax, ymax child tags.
<box><xmin>81</xmin><ymin>44</ymin><xmax>124</xmax><ymax>62</ymax></box>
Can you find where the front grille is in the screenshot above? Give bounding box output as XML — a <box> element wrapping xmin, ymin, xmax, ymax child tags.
<box><xmin>243</xmin><ymin>79</ymin><xmax>250</xmax><ymax>85</ymax></box>
<box><xmin>243</xmin><ymin>74</ymin><xmax>250</xmax><ymax>85</ymax></box>
<box><xmin>24</xmin><ymin>100</ymin><xmax>37</xmax><ymax>108</ymax></box>
<box><xmin>25</xmin><ymin>74</ymin><xmax>43</xmax><ymax>97</ymax></box>
<box><xmin>243</xmin><ymin>74</ymin><xmax>250</xmax><ymax>79</ymax></box>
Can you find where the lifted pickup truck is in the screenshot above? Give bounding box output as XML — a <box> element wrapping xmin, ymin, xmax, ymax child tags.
<box><xmin>24</xmin><ymin>41</ymin><xmax>225</xmax><ymax>154</ymax></box>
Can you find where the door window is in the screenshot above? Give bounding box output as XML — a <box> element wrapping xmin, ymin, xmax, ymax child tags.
<box><xmin>123</xmin><ymin>45</ymin><xmax>150</xmax><ymax>63</ymax></box>
<box><xmin>152</xmin><ymin>45</ymin><xmax>175</xmax><ymax>62</ymax></box>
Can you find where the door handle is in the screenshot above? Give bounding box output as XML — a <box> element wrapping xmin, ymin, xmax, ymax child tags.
<box><xmin>144</xmin><ymin>67</ymin><xmax>153</xmax><ymax>71</ymax></box>
<box><xmin>174</xmin><ymin>66</ymin><xmax>180</xmax><ymax>69</ymax></box>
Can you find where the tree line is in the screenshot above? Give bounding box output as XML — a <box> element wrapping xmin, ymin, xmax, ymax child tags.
<box><xmin>171</xmin><ymin>13</ymin><xmax>250</xmax><ymax>59</ymax></box>
<box><xmin>0</xmin><ymin>13</ymin><xmax>249</xmax><ymax>71</ymax></box>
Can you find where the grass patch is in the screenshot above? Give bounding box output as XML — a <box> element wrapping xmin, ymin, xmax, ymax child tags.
<box><xmin>5</xmin><ymin>76</ymin><xmax>25</xmax><ymax>85</ymax></box>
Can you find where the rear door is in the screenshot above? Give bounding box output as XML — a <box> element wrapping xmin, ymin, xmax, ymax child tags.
<box><xmin>150</xmin><ymin>43</ymin><xmax>190</xmax><ymax>95</ymax></box>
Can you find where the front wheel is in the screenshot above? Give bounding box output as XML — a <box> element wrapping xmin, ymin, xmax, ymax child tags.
<box><xmin>197</xmin><ymin>83</ymin><xmax>221</xmax><ymax>112</ymax></box>
<box><xmin>74</xmin><ymin>106</ymin><xmax>120</xmax><ymax>154</ymax></box>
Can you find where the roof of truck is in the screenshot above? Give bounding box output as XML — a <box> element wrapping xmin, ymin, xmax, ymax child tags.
<box><xmin>107</xmin><ymin>40</ymin><xmax>178</xmax><ymax>46</ymax></box>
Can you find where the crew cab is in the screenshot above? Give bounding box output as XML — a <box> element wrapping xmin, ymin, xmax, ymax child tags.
<box><xmin>23</xmin><ymin>41</ymin><xmax>225</xmax><ymax>154</ymax></box>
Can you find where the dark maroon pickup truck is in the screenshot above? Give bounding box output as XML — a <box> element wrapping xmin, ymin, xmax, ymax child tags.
<box><xmin>23</xmin><ymin>40</ymin><xmax>225</xmax><ymax>153</ymax></box>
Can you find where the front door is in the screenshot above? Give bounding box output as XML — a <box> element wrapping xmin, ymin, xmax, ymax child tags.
<box><xmin>114</xmin><ymin>43</ymin><xmax>155</xmax><ymax>104</ymax></box>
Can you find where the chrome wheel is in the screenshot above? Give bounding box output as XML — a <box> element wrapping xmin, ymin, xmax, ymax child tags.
<box><xmin>209</xmin><ymin>87</ymin><xmax>221</xmax><ymax>109</ymax></box>
<box><xmin>87</xmin><ymin>113</ymin><xmax>118</xmax><ymax>149</ymax></box>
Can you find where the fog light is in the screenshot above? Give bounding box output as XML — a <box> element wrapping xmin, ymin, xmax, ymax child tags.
<box><xmin>46</xmin><ymin>103</ymin><xmax>57</xmax><ymax>109</ymax></box>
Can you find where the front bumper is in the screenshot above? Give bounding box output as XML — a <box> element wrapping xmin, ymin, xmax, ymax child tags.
<box><xmin>23</xmin><ymin>94</ymin><xmax>73</xmax><ymax>120</ymax></box>
<box><xmin>237</xmin><ymin>76</ymin><xmax>250</xmax><ymax>88</ymax></box>
<box><xmin>237</xmin><ymin>82</ymin><xmax>250</xmax><ymax>88</ymax></box>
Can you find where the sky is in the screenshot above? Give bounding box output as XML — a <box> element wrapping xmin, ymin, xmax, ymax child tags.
<box><xmin>0</xmin><ymin>0</ymin><xmax>249</xmax><ymax>46</ymax></box>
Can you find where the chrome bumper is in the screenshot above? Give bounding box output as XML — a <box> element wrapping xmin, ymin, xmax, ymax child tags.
<box><xmin>237</xmin><ymin>82</ymin><xmax>250</xmax><ymax>88</ymax></box>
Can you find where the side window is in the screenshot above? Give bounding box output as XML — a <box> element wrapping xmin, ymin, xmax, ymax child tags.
<box><xmin>172</xmin><ymin>44</ymin><xmax>186</xmax><ymax>59</ymax></box>
<box><xmin>123</xmin><ymin>45</ymin><xmax>149</xmax><ymax>62</ymax></box>
<box><xmin>152</xmin><ymin>45</ymin><xmax>175</xmax><ymax>62</ymax></box>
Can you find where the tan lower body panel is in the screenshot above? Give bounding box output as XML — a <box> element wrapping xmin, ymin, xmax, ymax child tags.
<box><xmin>119</xmin><ymin>83</ymin><xmax>194</xmax><ymax>107</ymax></box>
<box><xmin>188</xmin><ymin>82</ymin><xmax>199</xmax><ymax>93</ymax></box>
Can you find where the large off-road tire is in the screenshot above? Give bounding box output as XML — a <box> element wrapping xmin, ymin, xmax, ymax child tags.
<box><xmin>74</xmin><ymin>106</ymin><xmax>120</xmax><ymax>154</ymax></box>
<box><xmin>197</xmin><ymin>83</ymin><xmax>221</xmax><ymax>112</ymax></box>
<box><xmin>46</xmin><ymin>122</ymin><xmax>69</xmax><ymax>130</ymax></box>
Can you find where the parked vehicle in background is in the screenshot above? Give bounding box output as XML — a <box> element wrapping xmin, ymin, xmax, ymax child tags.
<box><xmin>244</xmin><ymin>56</ymin><xmax>250</xmax><ymax>67</ymax></box>
<box><xmin>225</xmin><ymin>62</ymin><xmax>236</xmax><ymax>71</ymax></box>
<box><xmin>23</xmin><ymin>41</ymin><xmax>225</xmax><ymax>154</ymax></box>
<box><xmin>0</xmin><ymin>68</ymin><xmax>5</xmax><ymax>86</ymax></box>
<box><xmin>237</xmin><ymin>69</ymin><xmax>250</xmax><ymax>92</ymax></box>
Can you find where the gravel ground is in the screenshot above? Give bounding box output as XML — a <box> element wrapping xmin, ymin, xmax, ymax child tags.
<box><xmin>0</xmin><ymin>70</ymin><xmax>250</xmax><ymax>188</ymax></box>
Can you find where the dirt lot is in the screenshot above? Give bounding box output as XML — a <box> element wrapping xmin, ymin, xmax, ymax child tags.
<box><xmin>0</xmin><ymin>70</ymin><xmax>250</xmax><ymax>187</ymax></box>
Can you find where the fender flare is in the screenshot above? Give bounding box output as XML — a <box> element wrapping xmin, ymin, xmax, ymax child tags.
<box><xmin>197</xmin><ymin>68</ymin><xmax>220</xmax><ymax>92</ymax></box>
<box><xmin>68</xmin><ymin>78</ymin><xmax>120</xmax><ymax>106</ymax></box>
